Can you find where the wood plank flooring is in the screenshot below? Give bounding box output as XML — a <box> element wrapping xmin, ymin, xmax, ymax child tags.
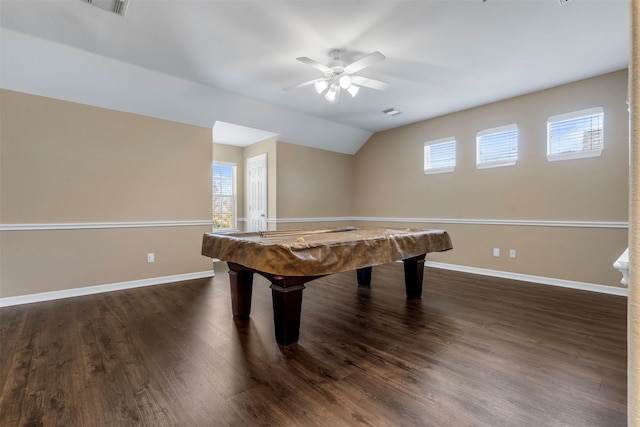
<box><xmin>0</xmin><ymin>262</ymin><xmax>627</xmax><ymax>426</ymax></box>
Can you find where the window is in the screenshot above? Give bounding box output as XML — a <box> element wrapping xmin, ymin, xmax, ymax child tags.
<box><xmin>476</xmin><ymin>124</ymin><xmax>518</xmax><ymax>169</ymax></box>
<box><xmin>212</xmin><ymin>162</ymin><xmax>236</xmax><ymax>229</ymax></box>
<box><xmin>547</xmin><ymin>107</ymin><xmax>603</xmax><ymax>161</ymax></box>
<box><xmin>424</xmin><ymin>137</ymin><xmax>456</xmax><ymax>174</ymax></box>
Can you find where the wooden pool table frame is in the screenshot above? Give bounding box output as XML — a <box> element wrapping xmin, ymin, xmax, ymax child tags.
<box><xmin>226</xmin><ymin>254</ymin><xmax>426</xmax><ymax>346</ymax></box>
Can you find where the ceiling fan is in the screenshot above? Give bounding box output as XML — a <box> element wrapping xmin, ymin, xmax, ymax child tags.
<box><xmin>284</xmin><ymin>49</ymin><xmax>389</xmax><ymax>103</ymax></box>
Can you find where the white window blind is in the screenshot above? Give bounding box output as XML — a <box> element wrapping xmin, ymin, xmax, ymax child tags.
<box><xmin>212</xmin><ymin>162</ymin><xmax>236</xmax><ymax>229</ymax></box>
<box><xmin>476</xmin><ymin>124</ymin><xmax>518</xmax><ymax>169</ymax></box>
<box><xmin>424</xmin><ymin>137</ymin><xmax>456</xmax><ymax>174</ymax></box>
<box><xmin>547</xmin><ymin>107</ymin><xmax>603</xmax><ymax>161</ymax></box>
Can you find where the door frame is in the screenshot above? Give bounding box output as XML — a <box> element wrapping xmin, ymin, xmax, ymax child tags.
<box><xmin>246</xmin><ymin>153</ymin><xmax>267</xmax><ymax>232</ymax></box>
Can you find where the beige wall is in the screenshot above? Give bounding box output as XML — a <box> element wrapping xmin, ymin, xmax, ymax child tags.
<box><xmin>354</xmin><ymin>70</ymin><xmax>630</xmax><ymax>287</ymax></box>
<box><xmin>1</xmin><ymin>91</ymin><xmax>213</xmax><ymax>223</ymax></box>
<box><xmin>275</xmin><ymin>141</ymin><xmax>354</xmax><ymax>229</ymax></box>
<box><xmin>0</xmin><ymin>69</ymin><xmax>630</xmax><ymax>298</ymax></box>
<box><xmin>0</xmin><ymin>90</ymin><xmax>213</xmax><ymax>298</ymax></box>
<box><xmin>213</xmin><ymin>140</ymin><xmax>355</xmax><ymax>232</ymax></box>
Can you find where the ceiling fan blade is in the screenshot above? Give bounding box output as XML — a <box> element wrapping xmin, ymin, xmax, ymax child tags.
<box><xmin>296</xmin><ymin>57</ymin><xmax>333</xmax><ymax>74</ymax></box>
<box><xmin>283</xmin><ymin>78</ymin><xmax>327</xmax><ymax>91</ymax></box>
<box><xmin>344</xmin><ymin>51</ymin><xmax>385</xmax><ymax>74</ymax></box>
<box><xmin>350</xmin><ymin>76</ymin><xmax>389</xmax><ymax>91</ymax></box>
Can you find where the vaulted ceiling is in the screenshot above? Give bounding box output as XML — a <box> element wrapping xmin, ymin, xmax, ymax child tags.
<box><xmin>0</xmin><ymin>0</ymin><xmax>630</xmax><ymax>154</ymax></box>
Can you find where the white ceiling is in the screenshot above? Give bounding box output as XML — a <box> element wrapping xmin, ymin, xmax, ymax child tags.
<box><xmin>0</xmin><ymin>0</ymin><xmax>630</xmax><ymax>154</ymax></box>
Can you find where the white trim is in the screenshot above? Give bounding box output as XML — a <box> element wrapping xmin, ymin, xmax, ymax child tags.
<box><xmin>246</xmin><ymin>153</ymin><xmax>268</xmax><ymax>232</ymax></box>
<box><xmin>547</xmin><ymin>149</ymin><xmax>603</xmax><ymax>162</ymax></box>
<box><xmin>212</xmin><ymin>161</ymin><xmax>238</xmax><ymax>230</ymax></box>
<box><xmin>477</xmin><ymin>123</ymin><xmax>518</xmax><ymax>137</ymax></box>
<box><xmin>0</xmin><ymin>271</ymin><xmax>215</xmax><ymax>307</ymax></box>
<box><xmin>424</xmin><ymin>137</ymin><xmax>456</xmax><ymax>174</ymax></box>
<box><xmin>476</xmin><ymin>123</ymin><xmax>518</xmax><ymax>169</ymax></box>
<box><xmin>0</xmin><ymin>220</ymin><xmax>214</xmax><ymax>231</ymax></box>
<box><xmin>212</xmin><ymin>160</ymin><xmax>237</xmax><ymax>167</ymax></box>
<box><xmin>355</xmin><ymin>217</ymin><xmax>628</xmax><ymax>228</ymax></box>
<box><xmin>476</xmin><ymin>159</ymin><xmax>517</xmax><ymax>169</ymax></box>
<box><xmin>424</xmin><ymin>136</ymin><xmax>456</xmax><ymax>146</ymax></box>
<box><xmin>424</xmin><ymin>166</ymin><xmax>455</xmax><ymax>175</ymax></box>
<box><xmin>265</xmin><ymin>216</ymin><xmax>628</xmax><ymax>229</ymax></box>
<box><xmin>267</xmin><ymin>217</ymin><xmax>354</xmax><ymax>224</ymax></box>
<box><xmin>548</xmin><ymin>106</ymin><xmax>604</xmax><ymax>124</ymax></box>
<box><xmin>3</xmin><ymin>218</ymin><xmax>627</xmax><ymax>230</ymax></box>
<box><xmin>425</xmin><ymin>261</ymin><xmax>628</xmax><ymax>297</ymax></box>
<box><xmin>546</xmin><ymin>106</ymin><xmax>603</xmax><ymax>162</ymax></box>
<box><xmin>1</xmin><ymin>261</ymin><xmax>625</xmax><ymax>306</ymax></box>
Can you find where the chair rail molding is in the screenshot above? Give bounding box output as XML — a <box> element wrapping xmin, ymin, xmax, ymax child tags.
<box><xmin>0</xmin><ymin>220</ymin><xmax>214</xmax><ymax>231</ymax></box>
<box><xmin>267</xmin><ymin>216</ymin><xmax>628</xmax><ymax>229</ymax></box>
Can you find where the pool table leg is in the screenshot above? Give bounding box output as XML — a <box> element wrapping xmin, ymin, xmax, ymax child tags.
<box><xmin>356</xmin><ymin>266</ymin><xmax>372</xmax><ymax>286</ymax></box>
<box><xmin>228</xmin><ymin>264</ymin><xmax>254</xmax><ymax>318</ymax></box>
<box><xmin>403</xmin><ymin>254</ymin><xmax>426</xmax><ymax>298</ymax></box>
<box><xmin>270</xmin><ymin>280</ymin><xmax>305</xmax><ymax>346</ymax></box>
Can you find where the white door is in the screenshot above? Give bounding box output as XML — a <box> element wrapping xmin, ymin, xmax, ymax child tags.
<box><xmin>246</xmin><ymin>154</ymin><xmax>267</xmax><ymax>231</ymax></box>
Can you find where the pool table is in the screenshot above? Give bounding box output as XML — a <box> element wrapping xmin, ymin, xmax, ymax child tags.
<box><xmin>201</xmin><ymin>227</ymin><xmax>452</xmax><ymax>345</ymax></box>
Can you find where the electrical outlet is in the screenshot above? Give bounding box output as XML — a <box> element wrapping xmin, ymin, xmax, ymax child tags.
<box><xmin>493</xmin><ymin>248</ymin><xmax>500</xmax><ymax>257</ymax></box>
<box><xmin>147</xmin><ymin>253</ymin><xmax>155</xmax><ymax>263</ymax></box>
<box><xmin>510</xmin><ymin>249</ymin><xmax>516</xmax><ymax>259</ymax></box>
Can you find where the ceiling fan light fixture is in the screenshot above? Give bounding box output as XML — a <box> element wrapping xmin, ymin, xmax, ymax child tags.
<box><xmin>339</xmin><ymin>75</ymin><xmax>352</xmax><ymax>89</ymax></box>
<box><xmin>325</xmin><ymin>87</ymin><xmax>337</xmax><ymax>102</ymax></box>
<box><xmin>314</xmin><ymin>80</ymin><xmax>329</xmax><ymax>94</ymax></box>
<box><xmin>347</xmin><ymin>85</ymin><xmax>360</xmax><ymax>97</ymax></box>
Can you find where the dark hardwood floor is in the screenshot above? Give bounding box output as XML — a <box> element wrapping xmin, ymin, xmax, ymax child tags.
<box><xmin>0</xmin><ymin>262</ymin><xmax>627</xmax><ymax>426</ymax></box>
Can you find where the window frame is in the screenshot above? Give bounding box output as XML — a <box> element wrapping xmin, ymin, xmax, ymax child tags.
<box><xmin>424</xmin><ymin>137</ymin><xmax>456</xmax><ymax>175</ymax></box>
<box><xmin>212</xmin><ymin>161</ymin><xmax>237</xmax><ymax>231</ymax></box>
<box><xmin>546</xmin><ymin>106</ymin><xmax>604</xmax><ymax>162</ymax></box>
<box><xmin>476</xmin><ymin>123</ymin><xmax>519</xmax><ymax>169</ymax></box>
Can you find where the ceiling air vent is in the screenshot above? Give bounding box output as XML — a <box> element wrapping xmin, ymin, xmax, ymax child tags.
<box><xmin>382</xmin><ymin>108</ymin><xmax>401</xmax><ymax>116</ymax></box>
<box><xmin>83</xmin><ymin>0</ymin><xmax>129</xmax><ymax>16</ymax></box>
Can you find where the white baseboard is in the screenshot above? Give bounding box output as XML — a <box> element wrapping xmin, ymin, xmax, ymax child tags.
<box><xmin>0</xmin><ymin>270</ymin><xmax>215</xmax><ymax>308</ymax></box>
<box><xmin>1</xmin><ymin>261</ymin><xmax>626</xmax><ymax>308</ymax></box>
<box><xmin>425</xmin><ymin>261</ymin><xmax>628</xmax><ymax>297</ymax></box>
